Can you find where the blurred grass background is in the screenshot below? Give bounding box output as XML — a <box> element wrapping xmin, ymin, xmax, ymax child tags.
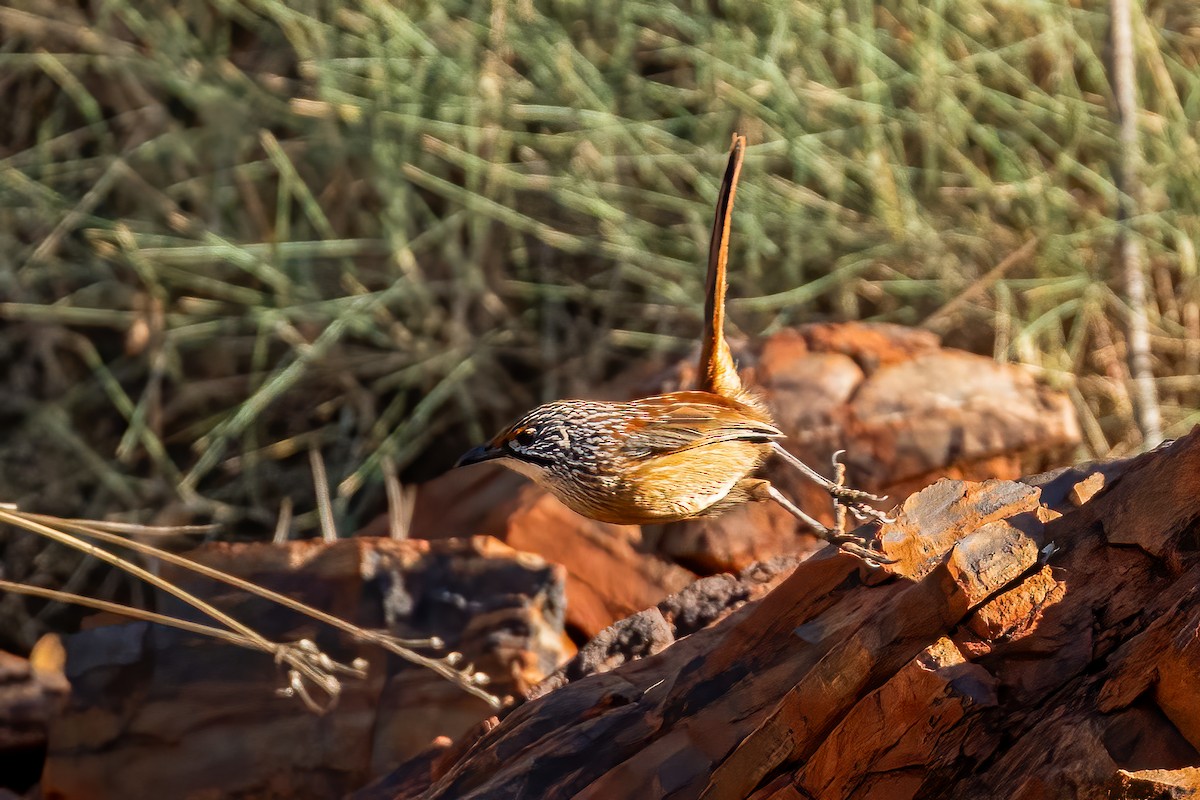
<box><xmin>1</xmin><ymin>0</ymin><xmax>1199</xmax><ymax>556</ymax></box>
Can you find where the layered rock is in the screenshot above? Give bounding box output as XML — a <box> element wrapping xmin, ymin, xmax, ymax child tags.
<box><xmin>405</xmin><ymin>428</ymin><xmax>1200</xmax><ymax>800</ymax></box>
<box><xmin>40</xmin><ymin>537</ymin><xmax>570</xmax><ymax>800</ymax></box>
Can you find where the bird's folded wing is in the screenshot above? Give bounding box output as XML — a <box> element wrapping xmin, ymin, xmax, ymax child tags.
<box><xmin>622</xmin><ymin>396</ymin><xmax>783</xmax><ymax>459</ymax></box>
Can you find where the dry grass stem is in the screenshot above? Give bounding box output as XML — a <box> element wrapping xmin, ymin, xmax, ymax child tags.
<box><xmin>1</xmin><ymin>508</ymin><xmax>503</xmax><ymax>709</ymax></box>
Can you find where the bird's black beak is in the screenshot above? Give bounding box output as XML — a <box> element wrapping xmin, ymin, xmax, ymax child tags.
<box><xmin>454</xmin><ymin>443</ymin><xmax>504</xmax><ymax>468</ymax></box>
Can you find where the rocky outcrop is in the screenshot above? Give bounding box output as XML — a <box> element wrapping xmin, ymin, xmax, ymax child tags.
<box><xmin>404</xmin><ymin>428</ymin><xmax>1200</xmax><ymax>800</ymax></box>
<box><xmin>28</xmin><ymin>322</ymin><xmax>1094</xmax><ymax>798</ymax></box>
<box><xmin>40</xmin><ymin>537</ymin><xmax>571</xmax><ymax>800</ymax></box>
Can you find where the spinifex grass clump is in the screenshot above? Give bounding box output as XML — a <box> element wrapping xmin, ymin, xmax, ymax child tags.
<box><xmin>1</xmin><ymin>1</ymin><xmax>1198</xmax><ymax>542</ymax></box>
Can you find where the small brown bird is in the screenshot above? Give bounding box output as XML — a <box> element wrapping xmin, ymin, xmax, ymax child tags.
<box><xmin>457</xmin><ymin>136</ymin><xmax>890</xmax><ymax>562</ymax></box>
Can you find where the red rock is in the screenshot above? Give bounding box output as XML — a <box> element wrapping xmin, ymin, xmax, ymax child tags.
<box><xmin>794</xmin><ymin>637</ymin><xmax>998</xmax><ymax>800</ymax></box>
<box><xmin>502</xmin><ymin>489</ymin><xmax>695</xmax><ymax>637</ymax></box>
<box><xmin>409</xmin><ymin>427</ymin><xmax>1200</xmax><ymax>800</ymax></box>
<box><xmin>528</xmin><ymin>556</ymin><xmax>800</xmax><ymax>701</ymax></box>
<box><xmin>1070</xmin><ymin>472</ymin><xmax>1106</xmax><ymax>506</ymax></box>
<box><xmin>409</xmin><ymin>473</ymin><xmax>696</xmax><ymax>638</ymax></box>
<box><xmin>844</xmin><ymin>349</ymin><xmax>1079</xmax><ymax>489</ymax></box>
<box><xmin>793</xmin><ymin>322</ymin><xmax>942</xmax><ymax>369</ymax></box>
<box><xmin>1109</xmin><ymin>767</ymin><xmax>1200</xmax><ymax>798</ymax></box>
<box><xmin>41</xmin><ymin>537</ymin><xmax>569</xmax><ymax>800</ymax></box>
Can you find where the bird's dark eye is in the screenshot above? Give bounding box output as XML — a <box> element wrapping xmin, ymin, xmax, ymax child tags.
<box><xmin>512</xmin><ymin>428</ymin><xmax>535</xmax><ymax>448</ymax></box>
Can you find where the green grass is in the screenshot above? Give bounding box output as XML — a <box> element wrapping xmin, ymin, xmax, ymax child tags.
<box><xmin>1</xmin><ymin>0</ymin><xmax>1199</xmax><ymax>548</ymax></box>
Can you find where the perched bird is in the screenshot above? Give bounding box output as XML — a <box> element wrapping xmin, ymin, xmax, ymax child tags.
<box><xmin>457</xmin><ymin>136</ymin><xmax>890</xmax><ymax>562</ymax></box>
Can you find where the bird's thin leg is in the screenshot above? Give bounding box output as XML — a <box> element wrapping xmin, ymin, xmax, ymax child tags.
<box><xmin>765</xmin><ymin>484</ymin><xmax>895</xmax><ymax>565</ymax></box>
<box><xmin>770</xmin><ymin>442</ymin><xmax>894</xmax><ymax>524</ymax></box>
<box><xmin>764</xmin><ymin>482</ymin><xmax>828</xmax><ymax>533</ymax></box>
<box><xmin>832</xmin><ymin>451</ymin><xmax>848</xmax><ymax>536</ymax></box>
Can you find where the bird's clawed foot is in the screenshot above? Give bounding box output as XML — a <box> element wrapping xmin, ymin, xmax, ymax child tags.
<box><xmin>764</xmin><ymin>483</ymin><xmax>896</xmax><ymax>566</ymax></box>
<box><xmin>828</xmin><ymin>531</ymin><xmax>896</xmax><ymax>566</ymax></box>
<box><xmin>770</xmin><ymin>443</ymin><xmax>895</xmax><ymax>534</ymax></box>
<box><xmin>828</xmin><ymin>450</ymin><xmax>895</xmax><ymax>530</ymax></box>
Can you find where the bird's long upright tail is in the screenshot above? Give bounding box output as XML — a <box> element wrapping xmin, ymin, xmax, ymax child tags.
<box><xmin>698</xmin><ymin>133</ymin><xmax>747</xmax><ymax>400</ymax></box>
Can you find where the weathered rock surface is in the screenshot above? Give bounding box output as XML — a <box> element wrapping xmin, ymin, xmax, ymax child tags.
<box><xmin>406</xmin><ymin>322</ymin><xmax>1081</xmax><ymax>612</ymax></box>
<box><xmin>400</xmin><ymin>427</ymin><xmax>1200</xmax><ymax>800</ymax></box>
<box><xmin>528</xmin><ymin>555</ymin><xmax>801</xmax><ymax>702</ymax></box>
<box><xmin>40</xmin><ymin>537</ymin><xmax>570</xmax><ymax>800</ymax></box>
